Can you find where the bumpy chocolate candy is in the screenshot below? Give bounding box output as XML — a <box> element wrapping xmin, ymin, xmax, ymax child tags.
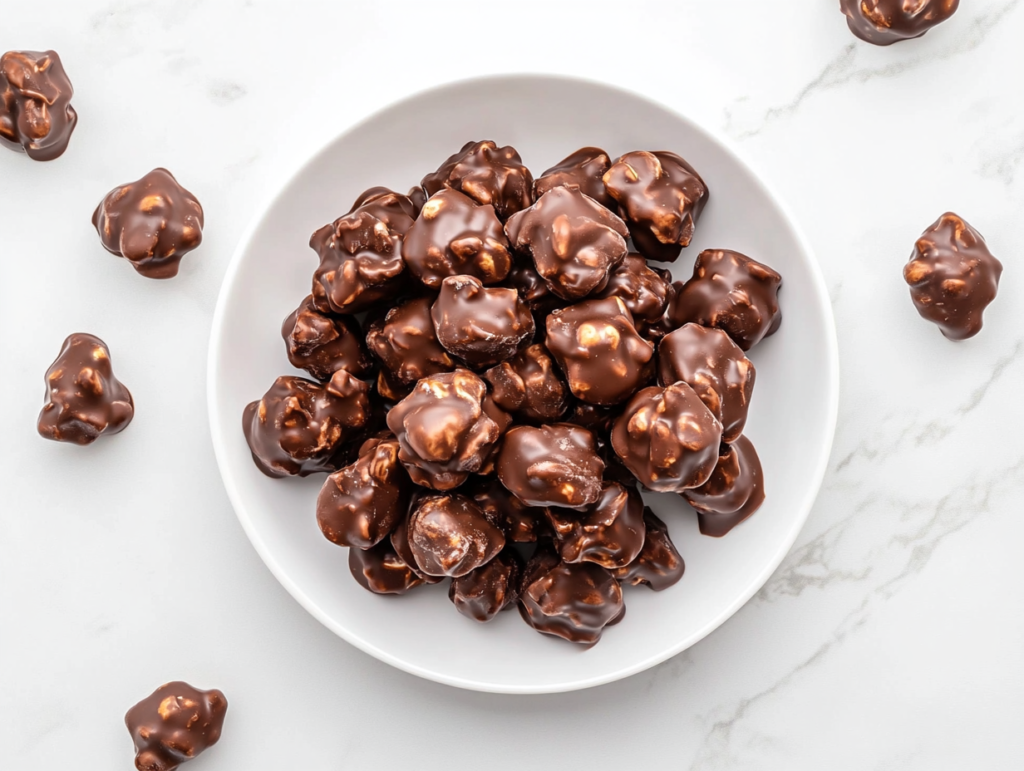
<box><xmin>92</xmin><ymin>169</ymin><xmax>204</xmax><ymax>279</ymax></box>
<box><xmin>594</xmin><ymin>253</ymin><xmax>674</xmax><ymax>327</ymax></box>
<box><xmin>518</xmin><ymin>547</ymin><xmax>625</xmax><ymax>645</ymax></box>
<box><xmin>611</xmin><ymin>508</ymin><xmax>685</xmax><ymax>591</ymax></box>
<box><xmin>407</xmin><ymin>185</ymin><xmax>427</xmax><ymax>216</ymax></box>
<box><xmin>0</xmin><ymin>50</ymin><xmax>77</xmax><ymax>160</ymax></box>
<box><xmin>385</xmin><ymin>369</ymin><xmax>506</xmax><ymax>490</ymax></box>
<box><xmin>840</xmin><ymin>0</ymin><xmax>959</xmax><ymax>45</ymax></box>
<box><xmin>467</xmin><ymin>475</ymin><xmax>550</xmax><ymax>543</ymax></box>
<box><xmin>484</xmin><ymin>343</ymin><xmax>568</xmax><ymax>422</ymax></box>
<box><xmin>497</xmin><ymin>423</ymin><xmax>605</xmax><ymax>509</ymax></box>
<box><xmin>242</xmin><ymin>370</ymin><xmax>371</xmax><ymax>478</ymax></box>
<box><xmin>310</xmin><ymin>190</ymin><xmax>416</xmax><ymax>313</ymax></box>
<box><xmin>505</xmin><ymin>186</ymin><xmax>629</xmax><ymax>300</ymax></box>
<box><xmin>350</xmin><ymin>538</ymin><xmax>424</xmax><ymax>595</ymax></box>
<box><xmin>390</xmin><ymin>510</ymin><xmax>443</xmax><ymax>584</ymax></box>
<box><xmin>506</xmin><ymin>261</ymin><xmax>565</xmax><ymax>317</ymax></box>
<box><xmin>903</xmin><ymin>212</ymin><xmax>1003</xmax><ymax>341</ymax></box>
<box><xmin>37</xmin><ymin>334</ymin><xmax>134</xmax><ymax>445</ymax></box>
<box><xmin>421</xmin><ymin>140</ymin><xmax>534</xmax><ymax>221</ymax></box>
<box><xmin>317</xmin><ymin>434</ymin><xmax>410</xmax><ymax>549</ymax></box>
<box><xmin>366</xmin><ymin>296</ymin><xmax>456</xmax><ymax>398</ymax></box>
<box><xmin>406</xmin><ymin>493</ymin><xmax>506</xmax><ymax>578</ymax></box>
<box><xmin>612</xmin><ymin>382</ymin><xmax>722</xmax><ymax>493</ymax></box>
<box><xmin>431</xmin><ymin>275</ymin><xmax>534</xmax><ymax>369</ymax></box>
<box><xmin>534</xmin><ymin>147</ymin><xmax>614</xmax><ymax>209</ymax></box>
<box><xmin>125</xmin><ymin>681</ymin><xmax>227</xmax><ymax>771</ymax></box>
<box><xmin>281</xmin><ymin>295</ymin><xmax>372</xmax><ymax>382</ymax></box>
<box><xmin>670</xmin><ymin>249</ymin><xmax>782</xmax><ymax>351</ymax></box>
<box><xmin>658</xmin><ymin>323</ymin><xmax>755</xmax><ymax>444</ymax></box>
<box><xmin>449</xmin><ymin>548</ymin><xmax>522</xmax><ymax>622</ymax></box>
<box><xmin>683</xmin><ymin>435</ymin><xmax>765</xmax><ymax>537</ymax></box>
<box><xmin>547</xmin><ymin>481</ymin><xmax>646</xmax><ymax>569</ymax></box>
<box><xmin>545</xmin><ymin>297</ymin><xmax>655</xmax><ymax>406</ymax></box>
<box><xmin>603</xmin><ymin>151</ymin><xmax>709</xmax><ymax>263</ymax></box>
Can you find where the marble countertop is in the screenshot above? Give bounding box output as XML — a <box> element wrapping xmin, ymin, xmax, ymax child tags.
<box><xmin>2</xmin><ymin>1</ymin><xmax>1022</xmax><ymax>768</ymax></box>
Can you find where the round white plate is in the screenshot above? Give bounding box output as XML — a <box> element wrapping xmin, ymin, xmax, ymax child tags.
<box><xmin>208</xmin><ymin>74</ymin><xmax>839</xmax><ymax>694</ymax></box>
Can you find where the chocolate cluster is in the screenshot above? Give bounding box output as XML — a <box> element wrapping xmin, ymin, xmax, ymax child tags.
<box><xmin>125</xmin><ymin>681</ymin><xmax>227</xmax><ymax>771</ymax></box>
<box><xmin>840</xmin><ymin>0</ymin><xmax>959</xmax><ymax>45</ymax></box>
<box><xmin>0</xmin><ymin>50</ymin><xmax>77</xmax><ymax>161</ymax></box>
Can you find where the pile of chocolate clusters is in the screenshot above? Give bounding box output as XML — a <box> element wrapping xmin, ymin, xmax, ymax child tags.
<box><xmin>242</xmin><ymin>141</ymin><xmax>783</xmax><ymax>646</ymax></box>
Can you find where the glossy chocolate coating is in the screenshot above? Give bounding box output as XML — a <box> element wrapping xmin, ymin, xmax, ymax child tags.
<box><xmin>506</xmin><ymin>261</ymin><xmax>565</xmax><ymax>317</ymax></box>
<box><xmin>611</xmin><ymin>382</ymin><xmax>722</xmax><ymax>492</ymax></box>
<box><xmin>385</xmin><ymin>369</ymin><xmax>506</xmax><ymax>490</ymax></box>
<box><xmin>497</xmin><ymin>423</ymin><xmax>605</xmax><ymax>509</ymax></box>
<box><xmin>92</xmin><ymin>168</ymin><xmax>203</xmax><ymax>279</ymax></box>
<box><xmin>603</xmin><ymin>151</ymin><xmax>709</xmax><ymax>263</ymax></box>
<box><xmin>683</xmin><ymin>435</ymin><xmax>765</xmax><ymax>537</ymax></box>
<box><xmin>670</xmin><ymin>249</ymin><xmax>782</xmax><ymax>351</ymax></box>
<box><xmin>347</xmin><ymin>186</ymin><xmax>419</xmax><ymax>218</ymax></box>
<box><xmin>349</xmin><ymin>538</ymin><xmax>425</xmax><ymax>595</ymax></box>
<box><xmin>390</xmin><ymin>511</ymin><xmax>443</xmax><ymax>584</ymax></box>
<box><xmin>840</xmin><ymin>0</ymin><xmax>958</xmax><ymax>45</ymax></box>
<box><xmin>407</xmin><ymin>493</ymin><xmax>506</xmax><ymax>577</ymax></box>
<box><xmin>407</xmin><ymin>185</ymin><xmax>427</xmax><ymax>216</ymax></box>
<box><xmin>545</xmin><ymin>297</ymin><xmax>655</xmax><ymax>406</ymax></box>
<box><xmin>310</xmin><ymin>191</ymin><xmax>415</xmax><ymax>313</ymax></box>
<box><xmin>449</xmin><ymin>548</ymin><xmax>522</xmax><ymax>622</ymax></box>
<box><xmin>903</xmin><ymin>212</ymin><xmax>1002</xmax><ymax>341</ymax></box>
<box><xmin>658</xmin><ymin>323</ymin><xmax>755</xmax><ymax>444</ymax></box>
<box><xmin>317</xmin><ymin>434</ymin><xmax>410</xmax><ymax>549</ymax></box>
<box><xmin>611</xmin><ymin>508</ymin><xmax>685</xmax><ymax>591</ymax></box>
<box><xmin>403</xmin><ymin>188</ymin><xmax>513</xmax><ymax>288</ymax></box>
<box><xmin>0</xmin><ymin>50</ymin><xmax>76</xmax><ymax>160</ymax></box>
<box><xmin>505</xmin><ymin>186</ymin><xmax>629</xmax><ymax>300</ymax></box>
<box><xmin>281</xmin><ymin>295</ymin><xmax>372</xmax><ymax>382</ymax></box>
<box><xmin>37</xmin><ymin>334</ymin><xmax>133</xmax><ymax>445</ymax></box>
<box><xmin>518</xmin><ymin>547</ymin><xmax>624</xmax><ymax>645</ymax></box>
<box><xmin>483</xmin><ymin>343</ymin><xmax>568</xmax><ymax>422</ymax></box>
<box><xmin>431</xmin><ymin>275</ymin><xmax>534</xmax><ymax>369</ymax></box>
<box><xmin>125</xmin><ymin>681</ymin><xmax>227</xmax><ymax>771</ymax></box>
<box><xmin>547</xmin><ymin>482</ymin><xmax>646</xmax><ymax>569</ymax></box>
<box><xmin>366</xmin><ymin>296</ymin><xmax>456</xmax><ymax>392</ymax></box>
<box><xmin>467</xmin><ymin>475</ymin><xmax>550</xmax><ymax>543</ymax></box>
<box><xmin>594</xmin><ymin>254</ymin><xmax>674</xmax><ymax>325</ymax></box>
<box><xmin>242</xmin><ymin>370</ymin><xmax>371</xmax><ymax>478</ymax></box>
<box><xmin>534</xmin><ymin>146</ymin><xmax>615</xmax><ymax>208</ymax></box>
<box><xmin>421</xmin><ymin>140</ymin><xmax>534</xmax><ymax>221</ymax></box>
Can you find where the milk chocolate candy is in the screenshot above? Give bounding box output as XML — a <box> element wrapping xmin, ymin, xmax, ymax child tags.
<box><xmin>594</xmin><ymin>254</ymin><xmax>674</xmax><ymax>326</ymax></box>
<box><xmin>611</xmin><ymin>508</ymin><xmax>685</xmax><ymax>591</ymax></box>
<box><xmin>317</xmin><ymin>434</ymin><xmax>410</xmax><ymax>549</ymax></box>
<box><xmin>37</xmin><ymin>334</ymin><xmax>134</xmax><ymax>445</ymax></box>
<box><xmin>390</xmin><ymin>511</ymin><xmax>444</xmax><ymax>585</ymax></box>
<box><xmin>602</xmin><ymin>151</ymin><xmax>709</xmax><ymax>263</ymax></box>
<box><xmin>431</xmin><ymin>275</ymin><xmax>534</xmax><ymax>369</ymax></box>
<box><xmin>310</xmin><ymin>191</ymin><xmax>415</xmax><ymax>313</ymax></box>
<box><xmin>347</xmin><ymin>186</ymin><xmax>419</xmax><ymax>218</ymax></box>
<box><xmin>366</xmin><ymin>296</ymin><xmax>456</xmax><ymax>394</ymax></box>
<box><xmin>903</xmin><ymin>212</ymin><xmax>1002</xmax><ymax>341</ymax></box>
<box><xmin>534</xmin><ymin>147</ymin><xmax>615</xmax><ymax>209</ymax></box>
<box><xmin>125</xmin><ymin>681</ymin><xmax>227</xmax><ymax>771</ymax></box>
<box><xmin>670</xmin><ymin>249</ymin><xmax>782</xmax><ymax>351</ymax></box>
<box><xmin>407</xmin><ymin>493</ymin><xmax>506</xmax><ymax>578</ymax></box>
<box><xmin>0</xmin><ymin>50</ymin><xmax>77</xmax><ymax>160</ymax></box>
<box><xmin>421</xmin><ymin>140</ymin><xmax>534</xmax><ymax>221</ymax></box>
<box><xmin>505</xmin><ymin>186</ymin><xmax>629</xmax><ymax>301</ymax></box>
<box><xmin>282</xmin><ymin>295</ymin><xmax>373</xmax><ymax>382</ymax></box>
<box><xmin>658</xmin><ymin>323</ymin><xmax>755</xmax><ymax>443</ymax></box>
<box><xmin>497</xmin><ymin>423</ymin><xmax>605</xmax><ymax>509</ymax></box>
<box><xmin>506</xmin><ymin>261</ymin><xmax>565</xmax><ymax>317</ymax></box>
<box><xmin>92</xmin><ymin>169</ymin><xmax>204</xmax><ymax>279</ymax></box>
<box><xmin>611</xmin><ymin>382</ymin><xmax>722</xmax><ymax>492</ymax></box>
<box><xmin>483</xmin><ymin>343</ymin><xmax>568</xmax><ymax>423</ymax></box>
<box><xmin>840</xmin><ymin>0</ymin><xmax>959</xmax><ymax>45</ymax></box>
<box><xmin>242</xmin><ymin>370</ymin><xmax>371</xmax><ymax>478</ymax></box>
<box><xmin>547</xmin><ymin>482</ymin><xmax>646</xmax><ymax>569</ymax></box>
<box><xmin>385</xmin><ymin>369</ymin><xmax>506</xmax><ymax>490</ymax></box>
<box><xmin>545</xmin><ymin>297</ymin><xmax>655</xmax><ymax>406</ymax></box>
<box><xmin>467</xmin><ymin>475</ymin><xmax>550</xmax><ymax>543</ymax></box>
<box><xmin>449</xmin><ymin>548</ymin><xmax>522</xmax><ymax>622</ymax></box>
<box><xmin>683</xmin><ymin>435</ymin><xmax>765</xmax><ymax>537</ymax></box>
<box><xmin>407</xmin><ymin>186</ymin><xmax>427</xmax><ymax>217</ymax></box>
<box><xmin>518</xmin><ymin>546</ymin><xmax>624</xmax><ymax>645</ymax></box>
<box><xmin>350</xmin><ymin>538</ymin><xmax>425</xmax><ymax>595</ymax></box>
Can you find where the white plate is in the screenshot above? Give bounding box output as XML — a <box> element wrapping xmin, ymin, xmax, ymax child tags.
<box><xmin>208</xmin><ymin>74</ymin><xmax>839</xmax><ymax>694</ymax></box>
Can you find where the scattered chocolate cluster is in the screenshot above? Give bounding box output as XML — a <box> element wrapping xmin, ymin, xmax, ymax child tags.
<box><xmin>839</xmin><ymin>0</ymin><xmax>959</xmax><ymax>45</ymax></box>
<box><xmin>125</xmin><ymin>681</ymin><xmax>227</xmax><ymax>771</ymax></box>
<box><xmin>244</xmin><ymin>140</ymin><xmax>783</xmax><ymax>646</ymax></box>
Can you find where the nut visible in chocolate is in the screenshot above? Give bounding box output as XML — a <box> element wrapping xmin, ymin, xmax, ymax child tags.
<box><xmin>682</xmin><ymin>435</ymin><xmax>765</xmax><ymax>537</ymax></box>
<box><xmin>603</xmin><ymin>151</ymin><xmax>709</xmax><ymax>263</ymax></box>
<box><xmin>125</xmin><ymin>681</ymin><xmax>227</xmax><ymax>771</ymax></box>
<box><xmin>37</xmin><ymin>333</ymin><xmax>134</xmax><ymax>445</ymax></box>
<box><xmin>282</xmin><ymin>295</ymin><xmax>373</xmax><ymax>382</ymax></box>
<box><xmin>366</xmin><ymin>296</ymin><xmax>456</xmax><ymax>397</ymax></box>
<box><xmin>407</xmin><ymin>493</ymin><xmax>506</xmax><ymax>577</ymax></box>
<box><xmin>547</xmin><ymin>481</ymin><xmax>646</xmax><ymax>569</ymax></box>
<box><xmin>497</xmin><ymin>423</ymin><xmax>605</xmax><ymax>509</ymax></box>
<box><xmin>594</xmin><ymin>253</ymin><xmax>674</xmax><ymax>327</ymax></box>
<box><xmin>611</xmin><ymin>508</ymin><xmax>685</xmax><ymax>591</ymax></box>
<box><xmin>350</xmin><ymin>538</ymin><xmax>425</xmax><ymax>595</ymax></box>
<box><xmin>449</xmin><ymin>548</ymin><xmax>522</xmax><ymax>622</ymax></box>
<box><xmin>534</xmin><ymin>146</ymin><xmax>614</xmax><ymax>209</ymax></box>
<box><xmin>483</xmin><ymin>343</ymin><xmax>569</xmax><ymax>423</ymax></box>
<box><xmin>903</xmin><ymin>212</ymin><xmax>1002</xmax><ymax>341</ymax></box>
<box><xmin>0</xmin><ymin>50</ymin><xmax>77</xmax><ymax>161</ymax></box>
<box><xmin>840</xmin><ymin>0</ymin><xmax>959</xmax><ymax>45</ymax></box>
<box><xmin>669</xmin><ymin>249</ymin><xmax>782</xmax><ymax>351</ymax></box>
<box><xmin>92</xmin><ymin>168</ymin><xmax>204</xmax><ymax>279</ymax></box>
<box><xmin>421</xmin><ymin>140</ymin><xmax>534</xmax><ymax>221</ymax></box>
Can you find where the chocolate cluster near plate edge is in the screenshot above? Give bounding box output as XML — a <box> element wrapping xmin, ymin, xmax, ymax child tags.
<box><xmin>0</xmin><ymin>50</ymin><xmax>77</xmax><ymax>160</ymax></box>
<box><xmin>840</xmin><ymin>0</ymin><xmax>959</xmax><ymax>46</ymax></box>
<box><xmin>125</xmin><ymin>681</ymin><xmax>227</xmax><ymax>771</ymax></box>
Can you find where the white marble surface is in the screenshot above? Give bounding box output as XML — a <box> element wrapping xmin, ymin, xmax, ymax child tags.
<box><xmin>2</xmin><ymin>1</ymin><xmax>1023</xmax><ymax>768</ymax></box>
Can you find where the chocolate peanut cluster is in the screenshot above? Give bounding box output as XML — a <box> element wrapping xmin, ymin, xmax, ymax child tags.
<box><xmin>840</xmin><ymin>0</ymin><xmax>959</xmax><ymax>45</ymax></box>
<box><xmin>0</xmin><ymin>50</ymin><xmax>77</xmax><ymax>160</ymax></box>
<box><xmin>125</xmin><ymin>681</ymin><xmax>227</xmax><ymax>771</ymax></box>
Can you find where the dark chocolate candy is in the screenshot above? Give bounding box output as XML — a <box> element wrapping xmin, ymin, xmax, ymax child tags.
<box><xmin>497</xmin><ymin>423</ymin><xmax>605</xmax><ymax>509</ymax></box>
<box><xmin>390</xmin><ymin>510</ymin><xmax>443</xmax><ymax>584</ymax></box>
<box><xmin>407</xmin><ymin>493</ymin><xmax>506</xmax><ymax>578</ymax></box>
<box><xmin>449</xmin><ymin>548</ymin><xmax>522</xmax><ymax>622</ymax></box>
<box><xmin>366</xmin><ymin>296</ymin><xmax>456</xmax><ymax>393</ymax></box>
<box><xmin>840</xmin><ymin>0</ymin><xmax>958</xmax><ymax>45</ymax></box>
<box><xmin>506</xmin><ymin>261</ymin><xmax>565</xmax><ymax>317</ymax></box>
<box><xmin>594</xmin><ymin>253</ymin><xmax>674</xmax><ymax>325</ymax></box>
<box><xmin>282</xmin><ymin>295</ymin><xmax>373</xmax><ymax>382</ymax></box>
<box><xmin>682</xmin><ymin>435</ymin><xmax>765</xmax><ymax>537</ymax></box>
<box><xmin>483</xmin><ymin>343</ymin><xmax>569</xmax><ymax>423</ymax></box>
<box><xmin>407</xmin><ymin>185</ymin><xmax>427</xmax><ymax>217</ymax></box>
<box><xmin>0</xmin><ymin>50</ymin><xmax>77</xmax><ymax>160</ymax></box>
<box><xmin>421</xmin><ymin>140</ymin><xmax>534</xmax><ymax>221</ymax></box>
<box><xmin>125</xmin><ymin>681</ymin><xmax>227</xmax><ymax>771</ymax></box>
<box><xmin>547</xmin><ymin>481</ymin><xmax>646</xmax><ymax>569</ymax></box>
<box><xmin>611</xmin><ymin>508</ymin><xmax>684</xmax><ymax>591</ymax></box>
<box><xmin>467</xmin><ymin>475</ymin><xmax>550</xmax><ymax>543</ymax></box>
<box><xmin>350</xmin><ymin>538</ymin><xmax>425</xmax><ymax>595</ymax></box>
<box><xmin>534</xmin><ymin>147</ymin><xmax>615</xmax><ymax>209</ymax></box>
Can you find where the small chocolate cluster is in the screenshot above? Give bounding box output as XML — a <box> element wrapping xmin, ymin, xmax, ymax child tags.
<box><xmin>0</xmin><ymin>50</ymin><xmax>77</xmax><ymax>160</ymax></box>
<box><xmin>245</xmin><ymin>140</ymin><xmax>782</xmax><ymax>644</ymax></box>
<box><xmin>840</xmin><ymin>0</ymin><xmax>959</xmax><ymax>46</ymax></box>
<box><xmin>125</xmin><ymin>681</ymin><xmax>227</xmax><ymax>771</ymax></box>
